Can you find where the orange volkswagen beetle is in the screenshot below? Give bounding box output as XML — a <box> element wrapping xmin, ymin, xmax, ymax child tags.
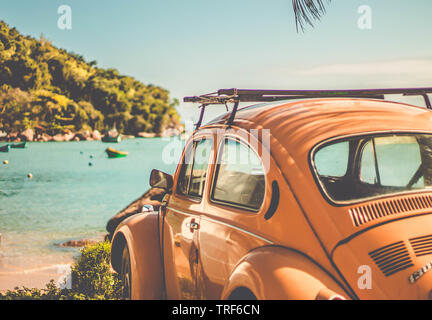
<box><xmin>110</xmin><ymin>87</ymin><xmax>432</xmax><ymax>300</ymax></box>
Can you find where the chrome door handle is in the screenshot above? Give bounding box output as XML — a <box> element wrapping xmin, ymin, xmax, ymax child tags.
<box><xmin>186</xmin><ymin>222</ymin><xmax>200</xmax><ymax>230</ymax></box>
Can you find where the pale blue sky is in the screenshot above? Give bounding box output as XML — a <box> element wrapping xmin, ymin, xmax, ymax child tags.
<box><xmin>1</xmin><ymin>0</ymin><xmax>432</xmax><ymax>123</ymax></box>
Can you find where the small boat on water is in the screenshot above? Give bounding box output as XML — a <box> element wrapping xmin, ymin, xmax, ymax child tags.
<box><xmin>105</xmin><ymin>147</ymin><xmax>128</xmax><ymax>158</ymax></box>
<box><xmin>102</xmin><ymin>130</ymin><xmax>122</xmax><ymax>143</ymax></box>
<box><xmin>102</xmin><ymin>135</ymin><xmax>121</xmax><ymax>143</ymax></box>
<box><xmin>0</xmin><ymin>144</ymin><xmax>10</xmax><ymax>152</ymax></box>
<box><xmin>11</xmin><ymin>142</ymin><xmax>26</xmax><ymax>149</ymax></box>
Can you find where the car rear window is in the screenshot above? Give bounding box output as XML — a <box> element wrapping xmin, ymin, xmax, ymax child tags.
<box><xmin>312</xmin><ymin>133</ymin><xmax>432</xmax><ymax>203</ymax></box>
<box><xmin>314</xmin><ymin>141</ymin><xmax>349</xmax><ymax>177</ymax></box>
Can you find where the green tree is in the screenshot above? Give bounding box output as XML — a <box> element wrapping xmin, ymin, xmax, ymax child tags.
<box><xmin>0</xmin><ymin>20</ymin><xmax>181</xmax><ymax>136</ymax></box>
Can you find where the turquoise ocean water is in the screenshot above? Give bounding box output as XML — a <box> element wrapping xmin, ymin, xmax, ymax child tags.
<box><xmin>0</xmin><ymin>138</ymin><xmax>181</xmax><ymax>272</ymax></box>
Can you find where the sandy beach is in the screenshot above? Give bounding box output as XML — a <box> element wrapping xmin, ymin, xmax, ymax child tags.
<box><xmin>0</xmin><ymin>262</ymin><xmax>73</xmax><ymax>292</ymax></box>
<box><xmin>0</xmin><ymin>233</ymin><xmax>106</xmax><ymax>291</ymax></box>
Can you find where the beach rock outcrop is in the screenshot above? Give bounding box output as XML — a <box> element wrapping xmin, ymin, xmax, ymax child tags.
<box><xmin>19</xmin><ymin>128</ymin><xmax>34</xmax><ymax>142</ymax></box>
<box><xmin>161</xmin><ymin>127</ymin><xmax>181</xmax><ymax>137</ymax></box>
<box><xmin>73</xmin><ymin>130</ymin><xmax>93</xmax><ymax>141</ymax></box>
<box><xmin>92</xmin><ymin>130</ymin><xmax>102</xmax><ymax>140</ymax></box>
<box><xmin>106</xmin><ymin>187</ymin><xmax>166</xmax><ymax>240</ymax></box>
<box><xmin>58</xmin><ymin>239</ymin><xmax>99</xmax><ymax>247</ymax></box>
<box><xmin>52</xmin><ymin>134</ymin><xmax>66</xmax><ymax>142</ymax></box>
<box><xmin>138</xmin><ymin>132</ymin><xmax>157</xmax><ymax>138</ymax></box>
<box><xmin>0</xmin><ymin>126</ymin><xmax>186</xmax><ymax>142</ymax></box>
<box><xmin>6</xmin><ymin>132</ymin><xmax>19</xmax><ymax>142</ymax></box>
<box><xmin>39</xmin><ymin>133</ymin><xmax>53</xmax><ymax>142</ymax></box>
<box><xmin>52</xmin><ymin>131</ymin><xmax>75</xmax><ymax>142</ymax></box>
<box><xmin>65</xmin><ymin>131</ymin><xmax>75</xmax><ymax>141</ymax></box>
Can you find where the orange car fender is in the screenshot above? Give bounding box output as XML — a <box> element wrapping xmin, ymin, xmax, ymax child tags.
<box><xmin>221</xmin><ymin>246</ymin><xmax>349</xmax><ymax>300</ymax></box>
<box><xmin>111</xmin><ymin>212</ymin><xmax>164</xmax><ymax>300</ymax></box>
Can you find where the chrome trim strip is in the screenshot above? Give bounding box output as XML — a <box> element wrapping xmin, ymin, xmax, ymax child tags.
<box><xmin>204</xmin><ymin>216</ymin><xmax>274</xmax><ymax>245</ymax></box>
<box><xmin>166</xmin><ymin>206</ymin><xmax>200</xmax><ymax>218</ymax></box>
<box><xmin>166</xmin><ymin>206</ymin><xmax>274</xmax><ymax>245</ymax></box>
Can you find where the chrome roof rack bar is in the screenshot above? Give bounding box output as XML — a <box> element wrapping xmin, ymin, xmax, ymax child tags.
<box><xmin>184</xmin><ymin>87</ymin><xmax>432</xmax><ymax>129</ymax></box>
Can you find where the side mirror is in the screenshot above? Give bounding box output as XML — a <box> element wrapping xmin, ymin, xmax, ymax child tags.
<box><xmin>150</xmin><ymin>169</ymin><xmax>173</xmax><ymax>192</ymax></box>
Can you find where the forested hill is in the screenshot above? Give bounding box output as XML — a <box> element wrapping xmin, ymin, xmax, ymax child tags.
<box><xmin>0</xmin><ymin>21</ymin><xmax>181</xmax><ymax>137</ymax></box>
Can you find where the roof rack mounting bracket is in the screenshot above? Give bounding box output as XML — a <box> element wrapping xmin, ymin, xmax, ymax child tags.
<box><xmin>423</xmin><ymin>94</ymin><xmax>431</xmax><ymax>110</ymax></box>
<box><xmin>194</xmin><ymin>104</ymin><xmax>207</xmax><ymax>130</ymax></box>
<box><xmin>226</xmin><ymin>100</ymin><xmax>240</xmax><ymax>127</ymax></box>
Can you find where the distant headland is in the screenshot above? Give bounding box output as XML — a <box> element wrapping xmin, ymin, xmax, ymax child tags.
<box><xmin>0</xmin><ymin>21</ymin><xmax>183</xmax><ymax>142</ymax></box>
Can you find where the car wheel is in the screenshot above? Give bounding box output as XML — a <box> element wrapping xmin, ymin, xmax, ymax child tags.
<box><xmin>120</xmin><ymin>245</ymin><xmax>132</xmax><ymax>299</ymax></box>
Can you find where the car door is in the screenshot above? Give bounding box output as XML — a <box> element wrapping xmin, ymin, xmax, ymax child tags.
<box><xmin>196</xmin><ymin>133</ymin><xmax>271</xmax><ymax>299</ymax></box>
<box><xmin>162</xmin><ymin>135</ymin><xmax>213</xmax><ymax>299</ymax></box>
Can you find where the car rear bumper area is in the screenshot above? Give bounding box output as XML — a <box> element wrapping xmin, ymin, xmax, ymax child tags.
<box><xmin>333</xmin><ymin>213</ymin><xmax>432</xmax><ymax>299</ymax></box>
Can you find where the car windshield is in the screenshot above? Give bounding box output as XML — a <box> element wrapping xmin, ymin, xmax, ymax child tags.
<box><xmin>312</xmin><ymin>133</ymin><xmax>432</xmax><ymax>203</ymax></box>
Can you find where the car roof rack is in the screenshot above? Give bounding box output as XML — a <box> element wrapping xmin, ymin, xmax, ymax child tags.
<box><xmin>184</xmin><ymin>87</ymin><xmax>432</xmax><ymax>129</ymax></box>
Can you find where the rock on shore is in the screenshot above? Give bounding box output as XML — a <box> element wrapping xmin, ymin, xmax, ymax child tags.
<box><xmin>137</xmin><ymin>132</ymin><xmax>157</xmax><ymax>138</ymax></box>
<box><xmin>58</xmin><ymin>239</ymin><xmax>100</xmax><ymax>248</ymax></box>
<box><xmin>1</xmin><ymin>127</ymin><xmax>184</xmax><ymax>142</ymax></box>
<box><xmin>19</xmin><ymin>128</ymin><xmax>34</xmax><ymax>141</ymax></box>
<box><xmin>57</xmin><ymin>233</ymin><xmax>107</xmax><ymax>248</ymax></box>
<box><xmin>2</xmin><ymin>129</ymin><xmax>104</xmax><ymax>142</ymax></box>
<box><xmin>105</xmin><ymin>187</ymin><xmax>166</xmax><ymax>240</ymax></box>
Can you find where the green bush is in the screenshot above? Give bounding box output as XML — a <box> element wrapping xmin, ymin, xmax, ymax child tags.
<box><xmin>70</xmin><ymin>241</ymin><xmax>122</xmax><ymax>299</ymax></box>
<box><xmin>0</xmin><ymin>241</ymin><xmax>123</xmax><ymax>300</ymax></box>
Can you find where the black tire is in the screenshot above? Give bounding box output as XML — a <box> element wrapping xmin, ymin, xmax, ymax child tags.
<box><xmin>120</xmin><ymin>245</ymin><xmax>132</xmax><ymax>299</ymax></box>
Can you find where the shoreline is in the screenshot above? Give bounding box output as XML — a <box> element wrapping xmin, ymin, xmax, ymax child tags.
<box><xmin>0</xmin><ymin>127</ymin><xmax>184</xmax><ymax>143</ymax></box>
<box><xmin>0</xmin><ymin>233</ymin><xmax>106</xmax><ymax>291</ymax></box>
<box><xmin>0</xmin><ymin>136</ymin><xmax>175</xmax><ymax>142</ymax></box>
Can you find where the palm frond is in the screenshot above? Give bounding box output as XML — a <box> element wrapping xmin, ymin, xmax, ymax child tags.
<box><xmin>292</xmin><ymin>0</ymin><xmax>331</xmax><ymax>32</ymax></box>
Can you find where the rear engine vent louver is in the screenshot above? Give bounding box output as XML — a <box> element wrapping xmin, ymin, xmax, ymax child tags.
<box><xmin>409</xmin><ymin>234</ymin><xmax>432</xmax><ymax>257</ymax></box>
<box><xmin>349</xmin><ymin>194</ymin><xmax>432</xmax><ymax>227</ymax></box>
<box><xmin>369</xmin><ymin>241</ymin><xmax>414</xmax><ymax>277</ymax></box>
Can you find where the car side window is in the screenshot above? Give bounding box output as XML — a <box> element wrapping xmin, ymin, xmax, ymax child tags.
<box><xmin>177</xmin><ymin>138</ymin><xmax>213</xmax><ymax>198</ymax></box>
<box><xmin>211</xmin><ymin>138</ymin><xmax>265</xmax><ymax>210</ymax></box>
<box><xmin>177</xmin><ymin>143</ymin><xmax>193</xmax><ymax>196</ymax></box>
